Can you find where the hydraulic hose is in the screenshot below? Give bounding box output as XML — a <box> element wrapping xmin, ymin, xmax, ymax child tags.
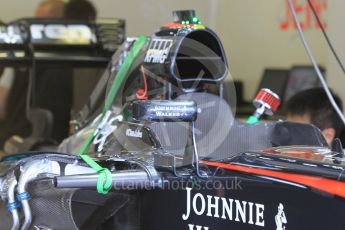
<box><xmin>17</xmin><ymin>160</ymin><xmax>52</xmax><ymax>230</ymax></box>
<box><xmin>16</xmin><ymin>159</ymin><xmax>95</xmax><ymax>229</ymax></box>
<box><xmin>7</xmin><ymin>177</ymin><xmax>20</xmax><ymax>230</ymax></box>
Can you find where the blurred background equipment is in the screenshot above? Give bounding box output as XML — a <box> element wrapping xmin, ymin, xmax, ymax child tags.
<box><xmin>284</xmin><ymin>65</ymin><xmax>325</xmax><ymax>101</ymax></box>
<box><xmin>0</xmin><ymin>0</ymin><xmax>125</xmax><ymax>152</ymax></box>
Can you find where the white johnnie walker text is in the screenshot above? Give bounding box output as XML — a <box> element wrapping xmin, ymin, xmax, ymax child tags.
<box><xmin>182</xmin><ymin>187</ymin><xmax>265</xmax><ymax>228</ymax></box>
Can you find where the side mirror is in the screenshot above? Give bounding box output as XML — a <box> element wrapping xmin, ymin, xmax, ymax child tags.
<box><xmin>132</xmin><ymin>100</ymin><xmax>197</xmax><ymax>122</ymax></box>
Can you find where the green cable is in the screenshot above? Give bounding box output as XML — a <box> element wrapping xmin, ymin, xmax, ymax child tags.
<box><xmin>78</xmin><ymin>36</ymin><xmax>148</xmax><ymax>194</ymax></box>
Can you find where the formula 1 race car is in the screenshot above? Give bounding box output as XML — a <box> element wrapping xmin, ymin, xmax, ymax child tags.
<box><xmin>0</xmin><ymin>10</ymin><xmax>345</xmax><ymax>230</ymax></box>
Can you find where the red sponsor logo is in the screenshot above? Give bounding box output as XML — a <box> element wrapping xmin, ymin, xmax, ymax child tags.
<box><xmin>280</xmin><ymin>0</ymin><xmax>327</xmax><ymax>31</ymax></box>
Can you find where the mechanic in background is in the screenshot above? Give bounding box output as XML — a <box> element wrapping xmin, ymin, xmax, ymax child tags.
<box><xmin>64</xmin><ymin>0</ymin><xmax>97</xmax><ymax>20</ymax></box>
<box><xmin>285</xmin><ymin>87</ymin><xmax>344</xmax><ymax>146</ymax></box>
<box><xmin>35</xmin><ymin>0</ymin><xmax>64</xmax><ymax>18</ymax></box>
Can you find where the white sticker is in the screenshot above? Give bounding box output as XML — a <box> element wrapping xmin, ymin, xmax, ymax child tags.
<box><xmin>182</xmin><ymin>188</ymin><xmax>265</xmax><ymax>227</ymax></box>
<box><xmin>144</xmin><ymin>38</ymin><xmax>173</xmax><ymax>64</ymax></box>
<box><xmin>93</xmin><ymin>111</ymin><xmax>123</xmax><ymax>152</ymax></box>
<box><xmin>126</xmin><ymin>128</ymin><xmax>143</xmax><ymax>138</ymax></box>
<box><xmin>30</xmin><ymin>24</ymin><xmax>92</xmax><ymax>43</ymax></box>
<box><xmin>275</xmin><ymin>203</ymin><xmax>287</xmax><ymax>230</ymax></box>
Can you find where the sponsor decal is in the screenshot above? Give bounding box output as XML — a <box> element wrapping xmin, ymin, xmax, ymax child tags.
<box><xmin>153</xmin><ymin>105</ymin><xmax>188</xmax><ymax>111</ymax></box>
<box><xmin>275</xmin><ymin>203</ymin><xmax>287</xmax><ymax>230</ymax></box>
<box><xmin>155</xmin><ymin>111</ymin><xmax>182</xmax><ymax>117</ymax></box>
<box><xmin>188</xmin><ymin>225</ymin><xmax>209</xmax><ymax>230</ymax></box>
<box><xmin>30</xmin><ymin>24</ymin><xmax>93</xmax><ymax>43</ymax></box>
<box><xmin>153</xmin><ymin>105</ymin><xmax>188</xmax><ymax>117</ymax></box>
<box><xmin>144</xmin><ymin>38</ymin><xmax>173</xmax><ymax>64</ymax></box>
<box><xmin>182</xmin><ymin>188</ymin><xmax>265</xmax><ymax>229</ymax></box>
<box><xmin>0</xmin><ymin>26</ymin><xmax>22</xmax><ymax>44</ymax></box>
<box><xmin>93</xmin><ymin>111</ymin><xmax>123</xmax><ymax>152</ymax></box>
<box><xmin>280</xmin><ymin>0</ymin><xmax>327</xmax><ymax>31</ymax></box>
<box><xmin>126</xmin><ymin>128</ymin><xmax>143</xmax><ymax>138</ymax></box>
